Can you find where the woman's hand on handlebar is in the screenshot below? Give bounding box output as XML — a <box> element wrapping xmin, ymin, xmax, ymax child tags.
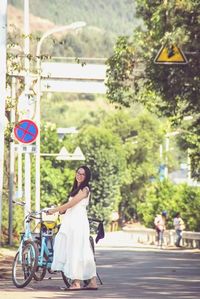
<box><xmin>45</xmin><ymin>207</ymin><xmax>58</xmax><ymax>215</ymax></box>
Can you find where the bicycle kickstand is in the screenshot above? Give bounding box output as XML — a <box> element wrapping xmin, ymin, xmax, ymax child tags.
<box><xmin>97</xmin><ymin>272</ymin><xmax>103</xmax><ymax>285</ymax></box>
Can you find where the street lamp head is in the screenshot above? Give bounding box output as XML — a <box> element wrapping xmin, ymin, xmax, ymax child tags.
<box><xmin>48</xmin><ymin>21</ymin><xmax>86</xmax><ymax>35</ymax></box>
<box><xmin>52</xmin><ymin>22</ymin><xmax>86</xmax><ymax>35</ymax></box>
<box><xmin>36</xmin><ymin>21</ymin><xmax>86</xmax><ymax>57</ymax></box>
<box><xmin>67</xmin><ymin>21</ymin><xmax>86</xmax><ymax>30</ymax></box>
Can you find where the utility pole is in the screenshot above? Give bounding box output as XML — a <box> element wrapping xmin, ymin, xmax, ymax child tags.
<box><xmin>8</xmin><ymin>77</ymin><xmax>16</xmax><ymax>246</ymax></box>
<box><xmin>23</xmin><ymin>0</ymin><xmax>31</xmax><ymax>216</ymax></box>
<box><xmin>187</xmin><ymin>148</ymin><xmax>191</xmax><ymax>185</ymax></box>
<box><xmin>0</xmin><ymin>0</ymin><xmax>8</xmax><ymax>245</ymax></box>
<box><xmin>164</xmin><ymin>135</ymin><xmax>169</xmax><ymax>178</ymax></box>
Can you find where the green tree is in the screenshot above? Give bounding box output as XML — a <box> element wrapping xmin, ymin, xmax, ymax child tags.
<box><xmin>102</xmin><ymin>110</ymin><xmax>164</xmax><ymax>221</ymax></box>
<box><xmin>76</xmin><ymin>125</ymin><xmax>126</xmax><ymax>223</ymax></box>
<box><xmin>106</xmin><ymin>0</ymin><xmax>200</xmax><ymax>178</ymax></box>
<box><xmin>38</xmin><ymin>123</ymin><xmax>75</xmax><ymax>208</ymax></box>
<box><xmin>137</xmin><ymin>180</ymin><xmax>200</xmax><ymax>231</ymax></box>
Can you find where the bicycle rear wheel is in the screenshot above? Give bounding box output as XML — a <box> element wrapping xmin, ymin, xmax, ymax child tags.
<box><xmin>12</xmin><ymin>241</ymin><xmax>38</xmax><ymax>288</ymax></box>
<box><xmin>61</xmin><ymin>271</ymin><xmax>72</xmax><ymax>288</ymax></box>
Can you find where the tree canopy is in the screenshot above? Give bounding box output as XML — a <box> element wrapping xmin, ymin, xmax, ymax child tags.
<box><xmin>106</xmin><ymin>0</ymin><xmax>200</xmax><ymax>178</ymax></box>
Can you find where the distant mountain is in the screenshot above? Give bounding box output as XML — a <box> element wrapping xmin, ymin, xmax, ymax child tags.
<box><xmin>7</xmin><ymin>4</ymin><xmax>57</xmax><ymax>34</ymax></box>
<box><xmin>8</xmin><ymin>0</ymin><xmax>140</xmax><ymax>36</ymax></box>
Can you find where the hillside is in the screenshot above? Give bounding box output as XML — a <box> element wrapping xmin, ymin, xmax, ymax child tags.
<box><xmin>7</xmin><ymin>4</ymin><xmax>57</xmax><ymax>33</ymax></box>
<box><xmin>8</xmin><ymin>0</ymin><xmax>140</xmax><ymax>36</ymax></box>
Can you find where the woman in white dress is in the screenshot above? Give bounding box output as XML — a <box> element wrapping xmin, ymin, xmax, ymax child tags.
<box><xmin>47</xmin><ymin>165</ymin><xmax>97</xmax><ymax>290</ymax></box>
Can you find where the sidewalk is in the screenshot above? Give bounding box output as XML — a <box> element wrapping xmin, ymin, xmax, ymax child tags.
<box><xmin>96</xmin><ymin>231</ymin><xmax>137</xmax><ymax>248</ymax></box>
<box><xmin>96</xmin><ymin>230</ymin><xmax>200</xmax><ymax>252</ymax></box>
<box><xmin>96</xmin><ymin>230</ymin><xmax>167</xmax><ymax>249</ymax></box>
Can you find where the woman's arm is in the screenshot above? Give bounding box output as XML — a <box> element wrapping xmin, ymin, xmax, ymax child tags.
<box><xmin>47</xmin><ymin>187</ymin><xmax>89</xmax><ymax>214</ymax></box>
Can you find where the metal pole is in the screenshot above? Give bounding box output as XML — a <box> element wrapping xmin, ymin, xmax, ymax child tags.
<box><xmin>24</xmin><ymin>0</ymin><xmax>30</xmax><ymax>89</ymax></box>
<box><xmin>8</xmin><ymin>144</ymin><xmax>14</xmax><ymax>246</ymax></box>
<box><xmin>187</xmin><ymin>148</ymin><xmax>191</xmax><ymax>185</ymax></box>
<box><xmin>25</xmin><ymin>152</ymin><xmax>31</xmax><ymax>215</ymax></box>
<box><xmin>23</xmin><ymin>0</ymin><xmax>31</xmax><ymax>213</ymax></box>
<box><xmin>8</xmin><ymin>77</ymin><xmax>16</xmax><ymax>246</ymax></box>
<box><xmin>35</xmin><ymin>50</ymin><xmax>41</xmax><ymax>213</ymax></box>
<box><xmin>164</xmin><ymin>136</ymin><xmax>169</xmax><ymax>178</ymax></box>
<box><xmin>0</xmin><ymin>0</ymin><xmax>8</xmax><ymax>245</ymax></box>
<box><xmin>18</xmin><ymin>146</ymin><xmax>22</xmax><ymax>198</ymax></box>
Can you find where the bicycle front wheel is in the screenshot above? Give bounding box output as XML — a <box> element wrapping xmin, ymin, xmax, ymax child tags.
<box><xmin>12</xmin><ymin>241</ymin><xmax>38</xmax><ymax>288</ymax></box>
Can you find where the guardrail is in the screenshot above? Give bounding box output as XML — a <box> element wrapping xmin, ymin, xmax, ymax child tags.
<box><xmin>122</xmin><ymin>227</ymin><xmax>200</xmax><ymax>249</ymax></box>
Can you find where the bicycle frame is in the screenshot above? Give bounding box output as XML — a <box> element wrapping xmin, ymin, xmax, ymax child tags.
<box><xmin>37</xmin><ymin>232</ymin><xmax>54</xmax><ymax>268</ymax></box>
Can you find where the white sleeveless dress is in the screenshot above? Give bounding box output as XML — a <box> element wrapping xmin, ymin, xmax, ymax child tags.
<box><xmin>51</xmin><ymin>191</ymin><xmax>96</xmax><ymax>280</ymax></box>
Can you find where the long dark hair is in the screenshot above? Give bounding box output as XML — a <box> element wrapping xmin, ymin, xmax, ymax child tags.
<box><xmin>69</xmin><ymin>165</ymin><xmax>91</xmax><ymax>197</ymax></box>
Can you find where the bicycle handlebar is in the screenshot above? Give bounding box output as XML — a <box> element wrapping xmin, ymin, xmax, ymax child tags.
<box><xmin>25</xmin><ymin>208</ymin><xmax>51</xmax><ymax>219</ymax></box>
<box><xmin>12</xmin><ymin>200</ymin><xmax>52</xmax><ymax>221</ymax></box>
<box><xmin>13</xmin><ymin>201</ymin><xmax>102</xmax><ymax>224</ymax></box>
<box><xmin>12</xmin><ymin>200</ymin><xmax>26</xmax><ymax>206</ymax></box>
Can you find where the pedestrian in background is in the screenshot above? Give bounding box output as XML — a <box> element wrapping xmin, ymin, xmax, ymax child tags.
<box><xmin>173</xmin><ymin>212</ymin><xmax>185</xmax><ymax>247</ymax></box>
<box><xmin>154</xmin><ymin>211</ymin><xmax>167</xmax><ymax>249</ymax></box>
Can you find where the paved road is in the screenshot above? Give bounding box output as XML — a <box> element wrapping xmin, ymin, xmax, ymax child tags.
<box><xmin>1</xmin><ymin>245</ymin><xmax>200</xmax><ymax>299</ymax></box>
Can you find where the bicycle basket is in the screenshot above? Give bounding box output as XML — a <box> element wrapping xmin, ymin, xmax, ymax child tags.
<box><xmin>42</xmin><ymin>220</ymin><xmax>60</xmax><ymax>234</ymax></box>
<box><xmin>42</xmin><ymin>211</ymin><xmax>59</xmax><ymax>222</ymax></box>
<box><xmin>43</xmin><ymin>221</ymin><xmax>57</xmax><ymax>229</ymax></box>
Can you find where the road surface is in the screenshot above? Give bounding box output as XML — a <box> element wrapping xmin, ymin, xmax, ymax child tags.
<box><xmin>1</xmin><ymin>244</ymin><xmax>200</xmax><ymax>299</ymax></box>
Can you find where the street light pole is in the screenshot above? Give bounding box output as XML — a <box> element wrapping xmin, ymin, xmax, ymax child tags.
<box><xmin>35</xmin><ymin>22</ymin><xmax>86</xmax><ymax>212</ymax></box>
<box><xmin>0</xmin><ymin>0</ymin><xmax>8</xmax><ymax>245</ymax></box>
<box><xmin>8</xmin><ymin>76</ymin><xmax>16</xmax><ymax>246</ymax></box>
<box><xmin>164</xmin><ymin>131</ymin><xmax>180</xmax><ymax>179</ymax></box>
<box><xmin>23</xmin><ymin>0</ymin><xmax>31</xmax><ymax>218</ymax></box>
<box><xmin>164</xmin><ymin>135</ymin><xmax>169</xmax><ymax>178</ymax></box>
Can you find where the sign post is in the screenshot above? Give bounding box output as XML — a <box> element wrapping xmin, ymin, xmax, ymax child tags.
<box><xmin>14</xmin><ymin>120</ymin><xmax>38</xmax><ymax>217</ymax></box>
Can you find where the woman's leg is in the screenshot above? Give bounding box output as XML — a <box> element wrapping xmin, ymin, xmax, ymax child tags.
<box><xmin>160</xmin><ymin>230</ymin><xmax>164</xmax><ymax>247</ymax></box>
<box><xmin>175</xmin><ymin>229</ymin><xmax>182</xmax><ymax>247</ymax></box>
<box><xmin>156</xmin><ymin>229</ymin><xmax>160</xmax><ymax>246</ymax></box>
<box><xmin>85</xmin><ymin>276</ymin><xmax>97</xmax><ymax>288</ymax></box>
<box><xmin>69</xmin><ymin>279</ymin><xmax>81</xmax><ymax>289</ymax></box>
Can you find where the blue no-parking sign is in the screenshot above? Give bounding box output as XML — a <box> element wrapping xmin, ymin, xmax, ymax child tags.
<box><xmin>14</xmin><ymin>119</ymin><xmax>38</xmax><ymax>144</ymax></box>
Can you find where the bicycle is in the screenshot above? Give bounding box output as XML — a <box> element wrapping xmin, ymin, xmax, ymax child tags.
<box><xmin>12</xmin><ymin>200</ymin><xmax>50</xmax><ymax>288</ymax></box>
<box><xmin>12</xmin><ymin>200</ymin><xmax>104</xmax><ymax>288</ymax></box>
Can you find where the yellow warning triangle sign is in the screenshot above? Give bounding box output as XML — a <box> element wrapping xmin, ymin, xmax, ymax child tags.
<box><xmin>154</xmin><ymin>45</ymin><xmax>188</xmax><ymax>64</ymax></box>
